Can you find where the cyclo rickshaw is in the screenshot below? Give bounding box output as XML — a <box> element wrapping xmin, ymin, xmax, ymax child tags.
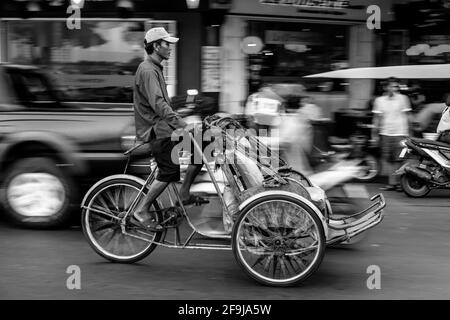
<box><xmin>80</xmin><ymin>114</ymin><xmax>385</xmax><ymax>286</ymax></box>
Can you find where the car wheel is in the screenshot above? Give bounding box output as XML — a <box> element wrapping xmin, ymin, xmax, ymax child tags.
<box><xmin>0</xmin><ymin>157</ymin><xmax>76</xmax><ymax>228</ymax></box>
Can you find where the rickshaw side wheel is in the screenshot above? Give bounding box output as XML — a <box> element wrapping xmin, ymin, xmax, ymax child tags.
<box><xmin>82</xmin><ymin>177</ymin><xmax>163</xmax><ymax>264</ymax></box>
<box><xmin>231</xmin><ymin>193</ymin><xmax>326</xmax><ymax>287</ymax></box>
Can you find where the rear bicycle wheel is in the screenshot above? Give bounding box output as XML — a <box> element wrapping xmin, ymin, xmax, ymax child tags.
<box><xmin>81</xmin><ymin>178</ymin><xmax>163</xmax><ymax>263</ymax></box>
<box><xmin>232</xmin><ymin>194</ymin><xmax>325</xmax><ymax>286</ymax></box>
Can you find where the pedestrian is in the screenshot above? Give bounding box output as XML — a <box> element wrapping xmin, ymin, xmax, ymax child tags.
<box><xmin>279</xmin><ymin>95</ymin><xmax>321</xmax><ymax>177</ymax></box>
<box><xmin>372</xmin><ymin>77</ymin><xmax>412</xmax><ymax>191</ymax></box>
<box><xmin>131</xmin><ymin>27</ymin><xmax>208</xmax><ymax>230</ymax></box>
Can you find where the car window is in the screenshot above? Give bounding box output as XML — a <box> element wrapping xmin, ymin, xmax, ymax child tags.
<box><xmin>0</xmin><ymin>71</ymin><xmax>19</xmax><ymax>105</ymax></box>
<box><xmin>5</xmin><ymin>69</ymin><xmax>57</xmax><ymax>106</ymax></box>
<box><xmin>19</xmin><ymin>72</ymin><xmax>55</xmax><ymax>102</ymax></box>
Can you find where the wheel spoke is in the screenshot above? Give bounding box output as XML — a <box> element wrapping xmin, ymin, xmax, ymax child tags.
<box><xmin>91</xmin><ymin>219</ymin><xmax>116</xmax><ymax>233</ymax></box>
<box><xmin>97</xmin><ymin>227</ymin><xmax>116</xmax><ymax>247</ymax></box>
<box><xmin>263</xmin><ymin>254</ymin><xmax>273</xmax><ymax>272</ymax></box>
<box><xmin>95</xmin><ymin>193</ymin><xmax>113</xmax><ymax>214</ymax></box>
<box><xmin>285</xmin><ymin>256</ymin><xmax>298</xmax><ymax>274</ymax></box>
<box><xmin>279</xmin><ymin>257</ymin><xmax>289</xmax><ymax>279</ymax></box>
<box><xmin>88</xmin><ymin>205</ymin><xmax>121</xmax><ymax>221</ymax></box>
<box><xmin>113</xmin><ymin>186</ymin><xmax>123</xmax><ymax>211</ymax></box>
<box><xmin>251</xmin><ymin>255</ymin><xmax>266</xmax><ymax>268</ymax></box>
<box><xmin>272</xmin><ymin>255</ymin><xmax>278</xmax><ymax>279</ymax></box>
<box><xmin>103</xmin><ymin>187</ymin><xmax>118</xmax><ymax>212</ymax></box>
<box><xmin>106</xmin><ymin>229</ymin><xmax>122</xmax><ymax>254</ymax></box>
<box><xmin>294</xmin><ymin>254</ymin><xmax>310</xmax><ymax>270</ymax></box>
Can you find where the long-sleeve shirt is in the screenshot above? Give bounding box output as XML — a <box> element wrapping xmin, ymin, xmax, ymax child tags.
<box><xmin>133</xmin><ymin>56</ymin><xmax>186</xmax><ymax>142</ymax></box>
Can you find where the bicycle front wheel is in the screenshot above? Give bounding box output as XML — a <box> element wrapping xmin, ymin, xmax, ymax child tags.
<box><xmin>81</xmin><ymin>177</ymin><xmax>163</xmax><ymax>263</ymax></box>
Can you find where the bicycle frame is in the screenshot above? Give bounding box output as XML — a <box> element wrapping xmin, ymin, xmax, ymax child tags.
<box><xmin>119</xmin><ymin>133</ymin><xmax>233</xmax><ymax>250</ymax></box>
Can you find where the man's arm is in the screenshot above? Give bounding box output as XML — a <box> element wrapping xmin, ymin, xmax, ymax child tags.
<box><xmin>372</xmin><ymin>113</ymin><xmax>381</xmax><ymax>141</ymax></box>
<box><xmin>140</xmin><ymin>69</ymin><xmax>187</xmax><ymax>129</ymax></box>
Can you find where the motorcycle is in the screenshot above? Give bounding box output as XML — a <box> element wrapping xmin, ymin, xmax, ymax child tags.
<box><xmin>395</xmin><ymin>136</ymin><xmax>450</xmax><ymax>197</ymax></box>
<box><xmin>312</xmin><ymin>119</ymin><xmax>380</xmax><ymax>182</ymax></box>
<box><xmin>275</xmin><ymin>115</ymin><xmax>377</xmax><ymax>245</ymax></box>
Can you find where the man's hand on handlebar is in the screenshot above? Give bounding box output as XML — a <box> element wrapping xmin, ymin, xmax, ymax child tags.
<box><xmin>184</xmin><ymin>122</ymin><xmax>202</xmax><ymax>135</ymax></box>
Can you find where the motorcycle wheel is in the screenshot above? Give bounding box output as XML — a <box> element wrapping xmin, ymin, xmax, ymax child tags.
<box><xmin>232</xmin><ymin>193</ymin><xmax>325</xmax><ymax>287</ymax></box>
<box><xmin>82</xmin><ymin>178</ymin><xmax>163</xmax><ymax>263</ymax></box>
<box><xmin>401</xmin><ymin>174</ymin><xmax>430</xmax><ymax>198</ymax></box>
<box><xmin>355</xmin><ymin>155</ymin><xmax>379</xmax><ymax>181</ymax></box>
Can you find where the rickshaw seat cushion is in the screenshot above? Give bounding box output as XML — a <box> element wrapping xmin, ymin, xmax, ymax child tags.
<box><xmin>234</xmin><ymin>152</ymin><xmax>264</xmax><ymax>188</ymax></box>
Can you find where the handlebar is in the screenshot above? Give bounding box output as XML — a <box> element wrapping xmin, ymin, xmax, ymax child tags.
<box><xmin>124</xmin><ymin>142</ymin><xmax>146</xmax><ymax>156</ymax></box>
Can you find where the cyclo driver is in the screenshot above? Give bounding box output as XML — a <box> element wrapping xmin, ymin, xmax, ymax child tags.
<box><xmin>131</xmin><ymin>27</ymin><xmax>208</xmax><ymax>231</ymax></box>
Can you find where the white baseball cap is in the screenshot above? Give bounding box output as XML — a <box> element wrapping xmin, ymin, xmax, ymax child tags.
<box><xmin>144</xmin><ymin>27</ymin><xmax>179</xmax><ymax>44</ymax></box>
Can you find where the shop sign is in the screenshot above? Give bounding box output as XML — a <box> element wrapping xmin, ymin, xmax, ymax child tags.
<box><xmin>265</xmin><ymin>30</ymin><xmax>323</xmax><ymax>45</ymax></box>
<box><xmin>202</xmin><ymin>46</ymin><xmax>221</xmax><ymax>92</ymax></box>
<box><xmin>259</xmin><ymin>0</ymin><xmax>350</xmax><ymax>9</ymax></box>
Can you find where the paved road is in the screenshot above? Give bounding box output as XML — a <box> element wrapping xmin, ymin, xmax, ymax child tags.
<box><xmin>1</xmin><ymin>184</ymin><xmax>449</xmax><ymax>300</ymax></box>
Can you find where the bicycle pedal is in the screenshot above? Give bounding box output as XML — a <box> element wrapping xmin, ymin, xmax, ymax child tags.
<box><xmin>160</xmin><ymin>209</ymin><xmax>183</xmax><ymax>226</ymax></box>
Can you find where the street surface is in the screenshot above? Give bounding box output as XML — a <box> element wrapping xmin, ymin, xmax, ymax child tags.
<box><xmin>1</xmin><ymin>184</ymin><xmax>449</xmax><ymax>300</ymax></box>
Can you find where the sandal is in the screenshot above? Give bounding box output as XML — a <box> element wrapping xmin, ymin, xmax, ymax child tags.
<box><xmin>129</xmin><ymin>207</ymin><xmax>181</xmax><ymax>231</ymax></box>
<box><xmin>129</xmin><ymin>215</ymin><xmax>163</xmax><ymax>232</ymax></box>
<box><xmin>177</xmin><ymin>195</ymin><xmax>210</xmax><ymax>206</ymax></box>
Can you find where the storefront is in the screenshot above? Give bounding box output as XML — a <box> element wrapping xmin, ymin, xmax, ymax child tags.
<box><xmin>0</xmin><ymin>0</ymin><xmax>208</xmax><ymax>104</ymax></box>
<box><xmin>378</xmin><ymin>0</ymin><xmax>450</xmax><ymax>103</ymax></box>
<box><xmin>219</xmin><ymin>0</ymin><xmax>395</xmax><ymax>116</ymax></box>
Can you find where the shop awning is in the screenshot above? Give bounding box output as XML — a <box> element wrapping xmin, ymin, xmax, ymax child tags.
<box><xmin>303</xmin><ymin>64</ymin><xmax>450</xmax><ymax>79</ymax></box>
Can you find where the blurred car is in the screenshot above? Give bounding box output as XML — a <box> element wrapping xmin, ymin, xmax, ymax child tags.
<box><xmin>0</xmin><ymin>63</ymin><xmax>136</xmax><ymax>228</ymax></box>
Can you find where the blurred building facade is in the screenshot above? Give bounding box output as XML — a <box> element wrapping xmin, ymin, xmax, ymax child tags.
<box><xmin>0</xmin><ymin>0</ymin><xmax>449</xmax><ymax>115</ymax></box>
<box><xmin>0</xmin><ymin>0</ymin><xmax>220</xmax><ymax>104</ymax></box>
<box><xmin>218</xmin><ymin>0</ymin><xmax>396</xmax><ymax>116</ymax></box>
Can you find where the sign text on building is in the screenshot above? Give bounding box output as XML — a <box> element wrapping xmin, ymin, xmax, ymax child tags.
<box><xmin>260</xmin><ymin>0</ymin><xmax>350</xmax><ymax>9</ymax></box>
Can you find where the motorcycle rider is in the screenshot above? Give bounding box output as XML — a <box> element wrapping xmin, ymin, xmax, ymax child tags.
<box><xmin>436</xmin><ymin>93</ymin><xmax>450</xmax><ymax>144</ymax></box>
<box><xmin>245</xmin><ymin>84</ymin><xmax>284</xmax><ymax>132</ymax></box>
